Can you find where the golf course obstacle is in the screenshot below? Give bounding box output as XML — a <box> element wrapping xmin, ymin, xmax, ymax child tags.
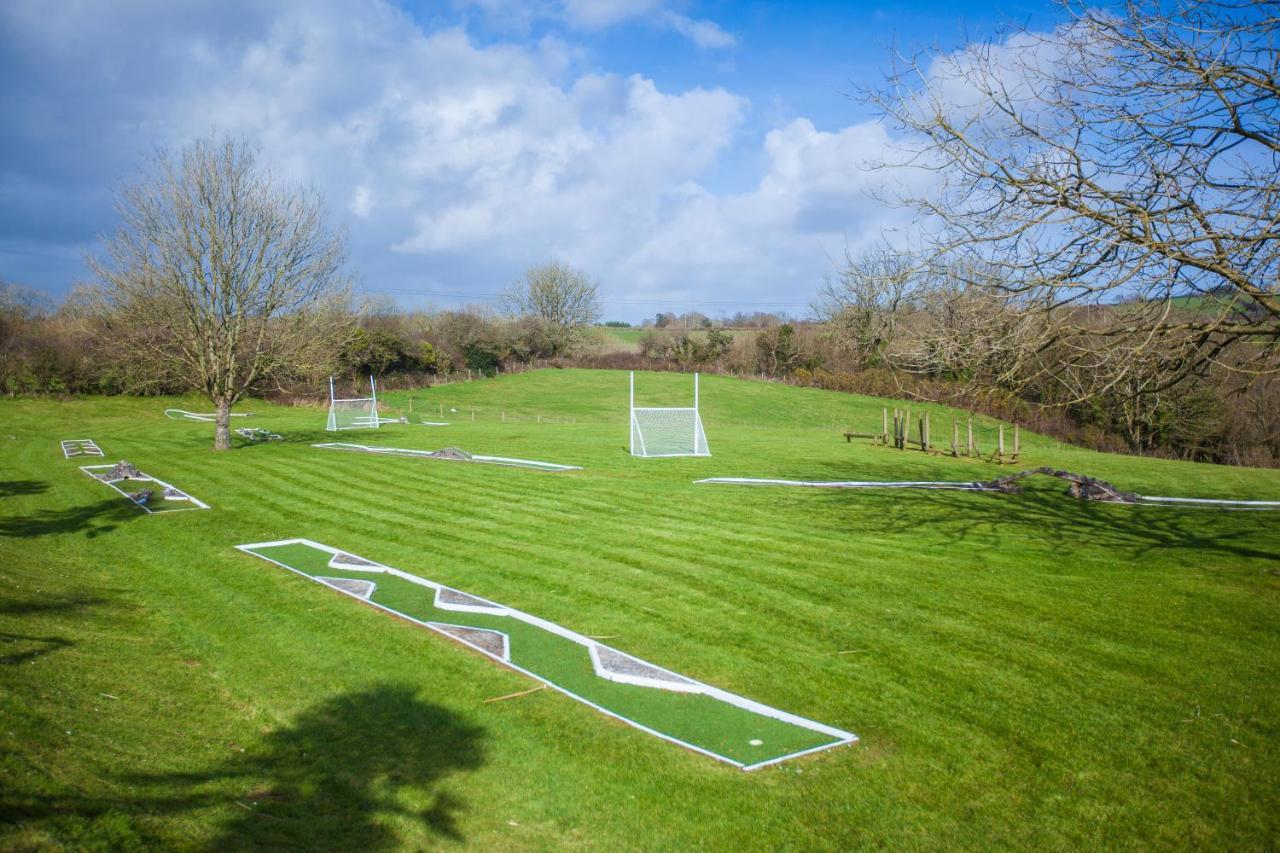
<box><xmin>165</xmin><ymin>409</ymin><xmax>252</xmax><ymax>422</ymax></box>
<box><xmin>697</xmin><ymin>467</ymin><xmax>1280</xmax><ymax>509</ymax></box>
<box><xmin>236</xmin><ymin>427</ymin><xmax>281</xmax><ymax>442</ymax></box>
<box><xmin>630</xmin><ymin>371</ymin><xmax>710</xmax><ymax>457</ymax></box>
<box><xmin>312</xmin><ymin>441</ymin><xmax>581</xmax><ymax>472</ymax></box>
<box><xmin>236</xmin><ymin>538</ymin><xmax>857</xmax><ymax>770</ymax></box>
<box><xmin>60</xmin><ymin>439</ymin><xmax>104</xmax><ymax>458</ymax></box>
<box><xmin>80</xmin><ymin>461</ymin><xmax>210</xmax><ymax>513</ymax></box>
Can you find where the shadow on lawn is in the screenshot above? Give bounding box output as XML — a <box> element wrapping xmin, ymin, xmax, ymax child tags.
<box><xmin>801</xmin><ymin>478</ymin><xmax>1280</xmax><ymax>563</ymax></box>
<box><xmin>0</xmin><ymin>479</ymin><xmax>49</xmax><ymax>498</ymax></box>
<box><xmin>0</xmin><ymin>498</ymin><xmax>143</xmax><ymax>539</ymax></box>
<box><xmin>0</xmin><ymin>594</ymin><xmax>103</xmax><ymax>665</ymax></box>
<box><xmin>3</xmin><ymin>684</ymin><xmax>486</xmax><ymax>848</ymax></box>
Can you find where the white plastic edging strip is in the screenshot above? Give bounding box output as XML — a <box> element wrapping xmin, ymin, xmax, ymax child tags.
<box><xmin>1139</xmin><ymin>495</ymin><xmax>1280</xmax><ymax>507</ymax></box>
<box><xmin>312</xmin><ymin>442</ymin><xmax>581</xmax><ymax>471</ymax></box>
<box><xmin>164</xmin><ymin>408</ymin><xmax>251</xmax><ymax>421</ymax></box>
<box><xmin>695</xmin><ymin>477</ymin><xmax>991</xmax><ymax>490</ymax></box>
<box><xmin>235</xmin><ymin>538</ymin><xmax>858</xmax><ymax>770</ymax></box>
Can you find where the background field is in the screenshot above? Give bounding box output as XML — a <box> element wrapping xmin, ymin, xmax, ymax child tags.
<box><xmin>2</xmin><ymin>369</ymin><xmax>1278</xmax><ymax>849</ymax></box>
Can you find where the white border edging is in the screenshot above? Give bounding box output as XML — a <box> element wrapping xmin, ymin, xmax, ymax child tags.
<box><xmin>165</xmin><ymin>408</ymin><xmax>251</xmax><ymax>422</ymax></box>
<box><xmin>235</xmin><ymin>538</ymin><xmax>858</xmax><ymax>771</ymax></box>
<box><xmin>696</xmin><ymin>477</ymin><xmax>992</xmax><ymax>490</ymax></box>
<box><xmin>312</xmin><ymin>442</ymin><xmax>582</xmax><ymax>472</ymax></box>
<box><xmin>79</xmin><ymin>464</ymin><xmax>211</xmax><ymax>513</ymax></box>
<box><xmin>60</xmin><ymin>439</ymin><xmax>104</xmax><ymax>458</ymax></box>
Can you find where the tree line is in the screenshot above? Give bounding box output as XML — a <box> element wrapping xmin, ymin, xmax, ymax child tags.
<box><xmin>1</xmin><ymin>1</ymin><xmax>1274</xmax><ymax>462</ymax></box>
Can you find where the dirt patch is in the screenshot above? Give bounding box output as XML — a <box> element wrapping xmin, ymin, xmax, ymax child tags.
<box><xmin>430</xmin><ymin>446</ymin><xmax>473</xmax><ymax>461</ymax></box>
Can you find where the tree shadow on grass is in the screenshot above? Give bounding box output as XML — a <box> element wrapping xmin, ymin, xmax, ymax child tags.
<box><xmin>0</xmin><ymin>479</ymin><xmax>49</xmax><ymax>498</ymax></box>
<box><xmin>0</xmin><ymin>631</ymin><xmax>73</xmax><ymax>665</ymax></box>
<box><xmin>798</xmin><ymin>478</ymin><xmax>1280</xmax><ymax>564</ymax></box>
<box><xmin>2</xmin><ymin>684</ymin><xmax>487</xmax><ymax>849</ymax></box>
<box><xmin>0</xmin><ymin>594</ymin><xmax>103</xmax><ymax>666</ymax></box>
<box><xmin>0</xmin><ymin>498</ymin><xmax>143</xmax><ymax>539</ymax></box>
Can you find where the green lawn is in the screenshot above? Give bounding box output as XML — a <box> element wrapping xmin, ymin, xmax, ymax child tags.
<box><xmin>2</xmin><ymin>369</ymin><xmax>1278</xmax><ymax>849</ymax></box>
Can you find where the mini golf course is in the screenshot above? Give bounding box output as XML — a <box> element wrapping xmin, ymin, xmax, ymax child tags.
<box><xmin>237</xmin><ymin>538</ymin><xmax>856</xmax><ymax>769</ymax></box>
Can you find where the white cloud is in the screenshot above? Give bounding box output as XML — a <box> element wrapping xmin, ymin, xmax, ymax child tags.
<box><xmin>660</xmin><ymin>11</ymin><xmax>735</xmax><ymax>49</ymax></box>
<box><xmin>559</xmin><ymin>0</ymin><xmax>664</xmax><ymax>29</ymax></box>
<box><xmin>0</xmin><ymin>0</ymin><xmax>928</xmax><ymax>317</ymax></box>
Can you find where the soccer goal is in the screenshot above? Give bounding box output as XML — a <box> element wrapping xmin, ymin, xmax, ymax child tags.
<box><xmin>629</xmin><ymin>371</ymin><xmax>710</xmax><ymax>457</ymax></box>
<box><xmin>326</xmin><ymin>375</ymin><xmax>391</xmax><ymax>431</ymax></box>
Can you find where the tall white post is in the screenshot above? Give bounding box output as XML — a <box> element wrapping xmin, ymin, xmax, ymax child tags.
<box><xmin>629</xmin><ymin>371</ymin><xmax>635</xmax><ymax>455</ymax></box>
<box><xmin>327</xmin><ymin>376</ymin><xmax>336</xmax><ymax>431</ymax></box>
<box><xmin>693</xmin><ymin>372</ymin><xmax>699</xmax><ymax>450</ymax></box>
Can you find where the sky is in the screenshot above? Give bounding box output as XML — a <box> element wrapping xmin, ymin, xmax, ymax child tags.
<box><xmin>0</xmin><ymin>0</ymin><xmax>1064</xmax><ymax>322</ymax></box>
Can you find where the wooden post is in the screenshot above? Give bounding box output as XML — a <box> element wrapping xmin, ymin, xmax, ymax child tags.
<box><xmin>501</xmin><ymin>411</ymin><xmax>505</xmax><ymax>423</ymax></box>
<box><xmin>882</xmin><ymin>407</ymin><xmax>888</xmax><ymax>445</ymax></box>
<box><xmin>951</xmin><ymin>417</ymin><xmax>959</xmax><ymax>457</ymax></box>
<box><xmin>967</xmin><ymin>416</ymin><xmax>974</xmax><ymax>456</ymax></box>
<box><xmin>921</xmin><ymin>414</ymin><xmax>928</xmax><ymax>452</ymax></box>
<box><xmin>439</xmin><ymin>403</ymin><xmax>444</xmax><ymax>419</ymax></box>
<box><xmin>1014</xmin><ymin>423</ymin><xmax>1020</xmax><ymax>457</ymax></box>
<box><xmin>998</xmin><ymin>424</ymin><xmax>1005</xmax><ymax>462</ymax></box>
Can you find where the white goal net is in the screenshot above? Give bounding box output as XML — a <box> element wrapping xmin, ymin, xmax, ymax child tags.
<box><xmin>326</xmin><ymin>376</ymin><xmax>382</xmax><ymax>431</ymax></box>
<box><xmin>629</xmin><ymin>372</ymin><xmax>710</xmax><ymax>457</ymax></box>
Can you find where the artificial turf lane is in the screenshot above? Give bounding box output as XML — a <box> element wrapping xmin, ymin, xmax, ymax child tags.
<box><xmin>239</xmin><ymin>540</ymin><xmax>853</xmax><ymax>768</ymax></box>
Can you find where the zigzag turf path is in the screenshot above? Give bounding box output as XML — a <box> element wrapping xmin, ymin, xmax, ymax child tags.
<box><xmin>1</xmin><ymin>369</ymin><xmax>1278</xmax><ymax>848</ymax></box>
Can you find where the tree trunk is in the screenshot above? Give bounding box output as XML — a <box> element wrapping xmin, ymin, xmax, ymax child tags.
<box><xmin>214</xmin><ymin>398</ymin><xmax>232</xmax><ymax>451</ymax></box>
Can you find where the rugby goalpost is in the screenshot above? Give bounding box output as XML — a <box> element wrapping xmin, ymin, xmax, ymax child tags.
<box><xmin>326</xmin><ymin>375</ymin><xmax>396</xmax><ymax>431</ymax></box>
<box><xmin>629</xmin><ymin>371</ymin><xmax>710</xmax><ymax>457</ymax></box>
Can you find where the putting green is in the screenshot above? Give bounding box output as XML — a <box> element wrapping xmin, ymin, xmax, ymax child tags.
<box><xmin>238</xmin><ymin>538</ymin><xmax>856</xmax><ymax>769</ymax></box>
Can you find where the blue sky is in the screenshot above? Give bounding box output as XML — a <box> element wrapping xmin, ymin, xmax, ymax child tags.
<box><xmin>0</xmin><ymin>0</ymin><xmax>1065</xmax><ymax>321</ymax></box>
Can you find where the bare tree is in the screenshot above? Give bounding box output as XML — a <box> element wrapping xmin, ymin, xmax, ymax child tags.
<box><xmin>91</xmin><ymin>136</ymin><xmax>352</xmax><ymax>450</ymax></box>
<box><xmin>873</xmin><ymin>0</ymin><xmax>1280</xmax><ymax>399</ymax></box>
<box><xmin>500</xmin><ymin>260</ymin><xmax>601</xmax><ymax>354</ymax></box>
<box><xmin>814</xmin><ymin>243</ymin><xmax>922</xmax><ymax>368</ymax></box>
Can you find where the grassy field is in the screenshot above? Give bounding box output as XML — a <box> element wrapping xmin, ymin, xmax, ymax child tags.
<box><xmin>2</xmin><ymin>369</ymin><xmax>1278</xmax><ymax>849</ymax></box>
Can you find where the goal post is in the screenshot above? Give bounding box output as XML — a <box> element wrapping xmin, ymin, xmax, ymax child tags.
<box><xmin>326</xmin><ymin>375</ymin><xmax>382</xmax><ymax>431</ymax></box>
<box><xmin>629</xmin><ymin>371</ymin><xmax>710</xmax><ymax>457</ymax></box>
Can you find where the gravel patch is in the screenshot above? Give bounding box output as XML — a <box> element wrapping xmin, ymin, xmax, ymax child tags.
<box><xmin>594</xmin><ymin>645</ymin><xmax>696</xmax><ymax>687</ymax></box>
<box><xmin>429</xmin><ymin>623</ymin><xmax>508</xmax><ymax>659</ymax></box>
<box><xmin>330</xmin><ymin>552</ymin><xmax>379</xmax><ymax>568</ymax></box>
<box><xmin>318</xmin><ymin>577</ymin><xmax>377</xmax><ymax>599</ymax></box>
<box><xmin>436</xmin><ymin>586</ymin><xmax>502</xmax><ymax>610</ymax></box>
